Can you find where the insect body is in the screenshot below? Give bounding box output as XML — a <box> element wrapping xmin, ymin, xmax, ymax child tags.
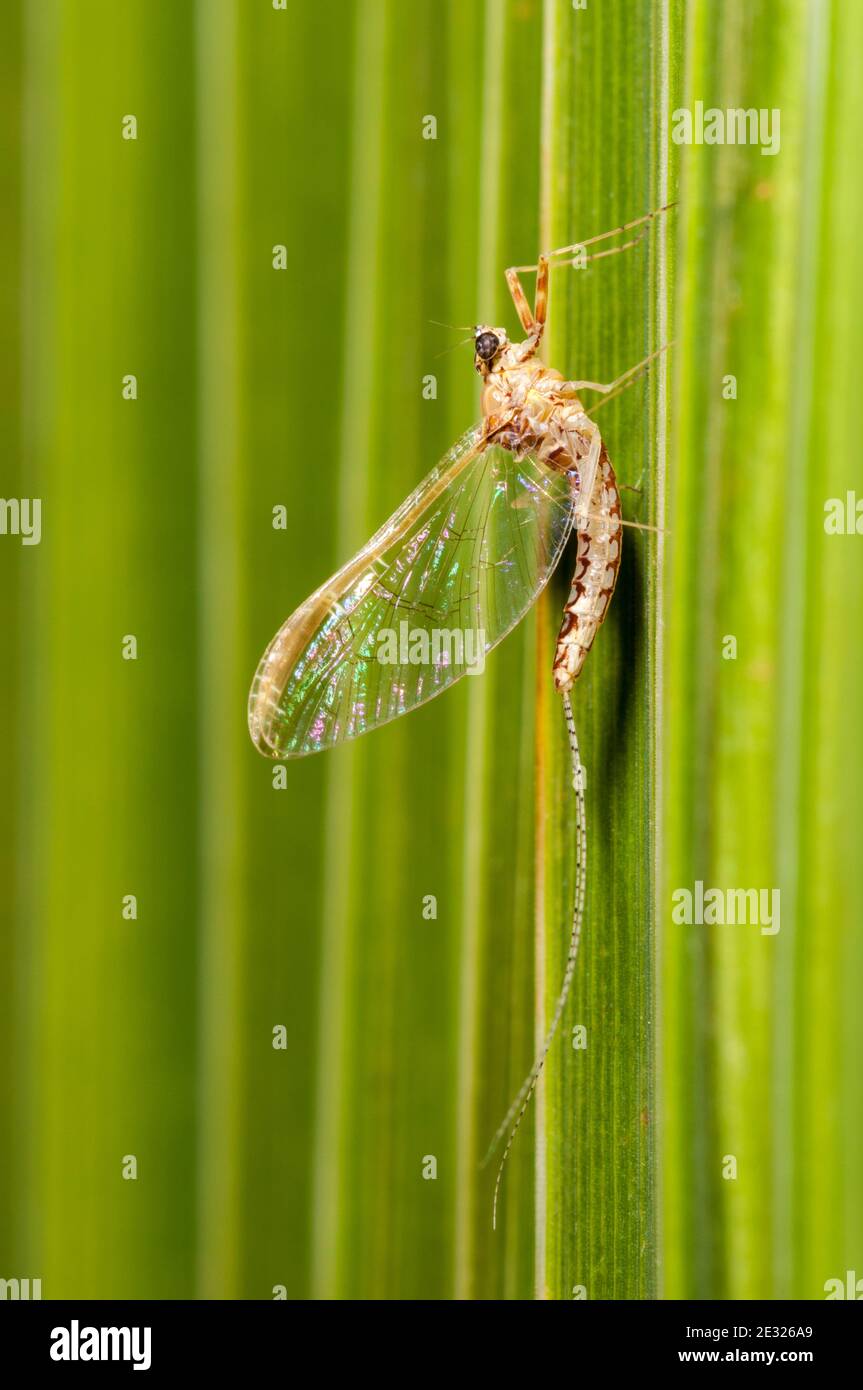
<box><xmin>249</xmin><ymin>205</ymin><xmax>672</xmax><ymax>1226</ymax></box>
<box><xmin>249</xmin><ymin>207</ymin><xmax>673</xmax><ymax>761</ymax></box>
<box><xmin>472</xmin><ymin>323</ymin><xmax>623</xmax><ymax>693</ymax></box>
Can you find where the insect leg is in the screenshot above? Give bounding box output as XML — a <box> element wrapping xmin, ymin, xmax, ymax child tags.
<box><xmin>506</xmin><ymin>204</ymin><xmax>675</xmax><ymax>332</ymax></box>
<box><xmin>533</xmin><ymin>253</ymin><xmax>549</xmax><ymax>328</ymax></box>
<box><xmin>516</xmin><ymin>230</ymin><xmax>649</xmax><ymax>275</ymax></box>
<box><xmin>562</xmin><ymin>341</ymin><xmax>674</xmax><ymax>401</ymax></box>
<box><xmin>504</xmin><ymin>265</ymin><xmax>537</xmax><ymax>334</ymax></box>
<box><xmin>503</xmin><ymin>252</ymin><xmax>551</xmax><ymax>336</ymax></box>
<box><xmin>511</xmin><ymin>201</ymin><xmax>678</xmax><ymax>276</ymax></box>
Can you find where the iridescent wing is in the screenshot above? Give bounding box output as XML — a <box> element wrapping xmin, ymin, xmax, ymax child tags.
<box><xmin>249</xmin><ymin>424</ymin><xmax>577</xmax><ymax>758</ymax></box>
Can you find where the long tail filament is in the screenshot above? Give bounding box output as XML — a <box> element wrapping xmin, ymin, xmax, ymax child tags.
<box><xmin>486</xmin><ymin>689</ymin><xmax>587</xmax><ymax>1229</ymax></box>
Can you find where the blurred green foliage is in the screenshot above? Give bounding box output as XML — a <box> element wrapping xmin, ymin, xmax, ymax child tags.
<box><xmin>664</xmin><ymin>0</ymin><xmax>863</xmax><ymax>1300</ymax></box>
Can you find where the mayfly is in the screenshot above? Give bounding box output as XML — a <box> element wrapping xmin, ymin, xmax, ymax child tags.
<box><xmin>249</xmin><ymin>205</ymin><xmax>674</xmax><ymax>1226</ymax></box>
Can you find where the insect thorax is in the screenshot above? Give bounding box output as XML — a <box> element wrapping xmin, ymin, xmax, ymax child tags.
<box><xmin>481</xmin><ymin>359</ymin><xmax>580</xmax><ymax>469</ymax></box>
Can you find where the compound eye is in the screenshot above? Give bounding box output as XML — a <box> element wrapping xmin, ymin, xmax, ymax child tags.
<box><xmin>475</xmin><ymin>331</ymin><xmax>500</xmax><ymax>362</ymax></box>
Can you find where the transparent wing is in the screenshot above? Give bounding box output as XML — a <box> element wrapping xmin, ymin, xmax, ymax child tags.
<box><xmin>249</xmin><ymin>424</ymin><xmax>577</xmax><ymax>758</ymax></box>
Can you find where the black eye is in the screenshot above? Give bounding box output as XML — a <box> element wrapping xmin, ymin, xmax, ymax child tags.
<box><xmin>475</xmin><ymin>331</ymin><xmax>499</xmax><ymax>362</ymax></box>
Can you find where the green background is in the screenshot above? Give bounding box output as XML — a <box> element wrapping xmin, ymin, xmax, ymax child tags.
<box><xmin>1</xmin><ymin>0</ymin><xmax>860</xmax><ymax>1300</ymax></box>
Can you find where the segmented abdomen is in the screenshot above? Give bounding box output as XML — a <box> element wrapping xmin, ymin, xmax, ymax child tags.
<box><xmin>552</xmin><ymin>446</ymin><xmax>622</xmax><ymax>693</ymax></box>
